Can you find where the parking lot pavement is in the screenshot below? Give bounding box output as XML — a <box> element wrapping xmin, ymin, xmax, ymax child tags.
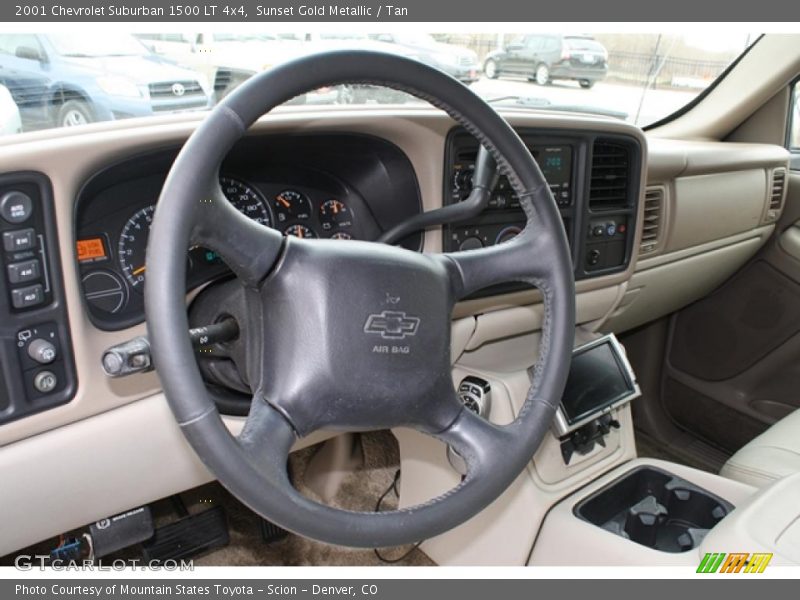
<box><xmin>469</xmin><ymin>77</ymin><xmax>700</xmax><ymax>126</ymax></box>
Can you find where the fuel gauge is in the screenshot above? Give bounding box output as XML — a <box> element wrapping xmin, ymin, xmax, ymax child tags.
<box><xmin>273</xmin><ymin>189</ymin><xmax>312</xmax><ymax>224</ymax></box>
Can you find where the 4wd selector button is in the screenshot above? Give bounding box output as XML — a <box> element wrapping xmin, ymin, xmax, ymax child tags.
<box><xmin>7</xmin><ymin>259</ymin><xmax>40</xmax><ymax>284</ymax></box>
<box><xmin>3</xmin><ymin>228</ymin><xmax>35</xmax><ymax>252</ymax></box>
<box><xmin>11</xmin><ymin>283</ymin><xmax>44</xmax><ymax>309</ymax></box>
<box><xmin>0</xmin><ymin>191</ymin><xmax>33</xmax><ymax>224</ymax></box>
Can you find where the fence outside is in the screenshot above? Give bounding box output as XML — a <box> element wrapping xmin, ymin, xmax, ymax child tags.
<box><xmin>435</xmin><ymin>34</ymin><xmax>731</xmax><ymax>89</ymax></box>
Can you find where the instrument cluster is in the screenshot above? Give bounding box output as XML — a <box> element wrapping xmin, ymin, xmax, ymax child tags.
<box><xmin>109</xmin><ymin>176</ymin><xmax>360</xmax><ymax>294</ymax></box>
<box><xmin>76</xmin><ymin>148</ymin><xmax>390</xmax><ymax>329</ymax></box>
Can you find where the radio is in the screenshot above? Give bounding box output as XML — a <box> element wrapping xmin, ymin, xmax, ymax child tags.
<box><xmin>443</xmin><ymin>128</ymin><xmax>642</xmax><ymax>288</ymax></box>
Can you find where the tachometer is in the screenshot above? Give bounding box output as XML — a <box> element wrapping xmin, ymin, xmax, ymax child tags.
<box><xmin>118</xmin><ymin>205</ymin><xmax>154</xmax><ymax>290</ymax></box>
<box><xmin>220</xmin><ymin>177</ymin><xmax>272</xmax><ymax>226</ymax></box>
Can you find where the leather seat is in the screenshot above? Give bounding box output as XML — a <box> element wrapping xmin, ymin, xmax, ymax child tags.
<box><xmin>721</xmin><ymin>409</ymin><xmax>800</xmax><ymax>488</ymax></box>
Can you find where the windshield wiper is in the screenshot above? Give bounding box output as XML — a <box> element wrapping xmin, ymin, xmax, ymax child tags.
<box><xmin>487</xmin><ymin>95</ymin><xmax>628</xmax><ymax>121</ymax></box>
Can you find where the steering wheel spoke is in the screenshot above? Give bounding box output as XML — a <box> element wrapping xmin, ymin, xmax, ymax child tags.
<box><xmin>442</xmin><ymin>197</ymin><xmax>561</xmax><ymax>300</ymax></box>
<box><xmin>237</xmin><ymin>394</ymin><xmax>296</xmax><ymax>475</ymax></box>
<box><xmin>190</xmin><ymin>181</ymin><xmax>284</xmax><ymax>287</ymax></box>
<box><xmin>435</xmin><ymin>405</ymin><xmax>514</xmax><ymax>477</ymax></box>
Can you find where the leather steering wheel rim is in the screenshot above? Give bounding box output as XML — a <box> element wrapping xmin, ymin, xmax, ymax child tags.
<box><xmin>146</xmin><ymin>50</ymin><xmax>576</xmax><ymax>548</ymax></box>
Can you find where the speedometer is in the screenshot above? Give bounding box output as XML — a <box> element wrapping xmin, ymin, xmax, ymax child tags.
<box><xmin>220</xmin><ymin>177</ymin><xmax>272</xmax><ymax>227</ymax></box>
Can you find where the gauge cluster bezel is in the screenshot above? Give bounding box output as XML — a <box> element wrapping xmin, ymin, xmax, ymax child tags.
<box><xmin>74</xmin><ymin>133</ymin><xmax>423</xmax><ymax>331</ymax></box>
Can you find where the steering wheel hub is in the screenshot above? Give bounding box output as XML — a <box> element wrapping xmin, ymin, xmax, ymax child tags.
<box><xmin>254</xmin><ymin>236</ymin><xmax>458</xmax><ymax>436</ymax></box>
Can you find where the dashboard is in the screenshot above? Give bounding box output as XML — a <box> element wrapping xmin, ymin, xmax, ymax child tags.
<box><xmin>0</xmin><ymin>113</ymin><xmax>657</xmax><ymax>429</ymax></box>
<box><xmin>0</xmin><ymin>104</ymin><xmax>789</xmax><ymax>559</ymax></box>
<box><xmin>74</xmin><ymin>126</ymin><xmax>645</xmax><ymax>329</ymax></box>
<box><xmin>444</xmin><ymin>128</ymin><xmax>643</xmax><ymax>285</ymax></box>
<box><xmin>74</xmin><ymin>134</ymin><xmax>423</xmax><ymax>330</ymax></box>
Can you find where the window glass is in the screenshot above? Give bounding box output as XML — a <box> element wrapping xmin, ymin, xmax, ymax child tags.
<box><xmin>790</xmin><ymin>82</ymin><xmax>800</xmax><ymax>149</ymax></box>
<box><xmin>526</xmin><ymin>36</ymin><xmax>543</xmax><ymax>50</ymax></box>
<box><xmin>0</xmin><ymin>31</ymin><xmax>759</xmax><ymax>138</ymax></box>
<box><xmin>0</xmin><ymin>34</ymin><xmax>42</xmax><ymax>57</ymax></box>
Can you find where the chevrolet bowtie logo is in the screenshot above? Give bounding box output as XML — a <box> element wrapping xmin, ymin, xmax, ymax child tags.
<box><xmin>364</xmin><ymin>310</ymin><xmax>420</xmax><ymax>340</ymax></box>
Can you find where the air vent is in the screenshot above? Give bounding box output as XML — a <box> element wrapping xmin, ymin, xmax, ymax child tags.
<box><xmin>589</xmin><ymin>141</ymin><xmax>630</xmax><ymax>210</ymax></box>
<box><xmin>770</xmin><ymin>168</ymin><xmax>787</xmax><ymax>210</ymax></box>
<box><xmin>640</xmin><ymin>187</ymin><xmax>664</xmax><ymax>255</ymax></box>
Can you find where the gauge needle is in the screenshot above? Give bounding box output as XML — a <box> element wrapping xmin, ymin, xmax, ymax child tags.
<box><xmin>133</xmin><ymin>266</ymin><xmax>146</xmax><ymax>276</ymax></box>
<box><xmin>277</xmin><ymin>195</ymin><xmax>290</xmax><ymax>208</ymax></box>
<box><xmin>297</xmin><ymin>228</ymin><xmax>304</xmax><ymax>239</ymax></box>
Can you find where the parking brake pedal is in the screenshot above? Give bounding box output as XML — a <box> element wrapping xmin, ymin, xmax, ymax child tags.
<box><xmin>142</xmin><ymin>506</ymin><xmax>229</xmax><ymax>563</ymax></box>
<box><xmin>89</xmin><ymin>506</ymin><xmax>154</xmax><ymax>558</ymax></box>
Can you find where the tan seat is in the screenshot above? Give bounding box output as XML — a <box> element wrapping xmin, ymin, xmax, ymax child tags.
<box><xmin>720</xmin><ymin>409</ymin><xmax>800</xmax><ymax>488</ymax></box>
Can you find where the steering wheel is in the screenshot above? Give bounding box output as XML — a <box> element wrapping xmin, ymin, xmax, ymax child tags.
<box><xmin>145</xmin><ymin>50</ymin><xmax>575</xmax><ymax>548</ymax></box>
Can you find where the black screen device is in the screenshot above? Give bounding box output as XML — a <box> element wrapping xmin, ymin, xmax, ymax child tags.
<box><xmin>552</xmin><ymin>334</ymin><xmax>640</xmax><ymax>436</ymax></box>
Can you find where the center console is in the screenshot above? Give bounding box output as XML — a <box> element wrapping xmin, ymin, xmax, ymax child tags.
<box><xmin>443</xmin><ymin>128</ymin><xmax>643</xmax><ymax>294</ymax></box>
<box><xmin>528</xmin><ymin>457</ymin><xmax>765</xmax><ymax>566</ymax></box>
<box><xmin>527</xmin><ymin>333</ymin><xmax>776</xmax><ymax>564</ymax></box>
<box><xmin>574</xmin><ymin>466</ymin><xmax>733</xmax><ymax>553</ymax></box>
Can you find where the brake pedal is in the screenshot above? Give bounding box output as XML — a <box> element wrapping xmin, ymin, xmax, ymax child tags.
<box><xmin>142</xmin><ymin>506</ymin><xmax>229</xmax><ymax>562</ymax></box>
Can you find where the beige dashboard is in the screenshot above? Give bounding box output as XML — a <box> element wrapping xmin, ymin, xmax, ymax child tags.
<box><xmin>0</xmin><ymin>106</ymin><xmax>790</xmax><ymax>557</ymax></box>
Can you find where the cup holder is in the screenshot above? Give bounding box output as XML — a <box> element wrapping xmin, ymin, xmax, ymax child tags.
<box><xmin>574</xmin><ymin>466</ymin><xmax>734</xmax><ymax>553</ymax></box>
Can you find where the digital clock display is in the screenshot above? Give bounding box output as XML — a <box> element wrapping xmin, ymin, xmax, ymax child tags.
<box><xmin>531</xmin><ymin>145</ymin><xmax>572</xmax><ymax>185</ymax></box>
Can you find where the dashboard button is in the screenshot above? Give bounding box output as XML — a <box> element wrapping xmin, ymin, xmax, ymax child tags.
<box><xmin>0</xmin><ymin>191</ymin><xmax>33</xmax><ymax>224</ymax></box>
<box><xmin>3</xmin><ymin>228</ymin><xmax>35</xmax><ymax>252</ymax></box>
<box><xmin>33</xmin><ymin>370</ymin><xmax>58</xmax><ymax>394</ymax></box>
<box><xmin>7</xmin><ymin>259</ymin><xmax>40</xmax><ymax>284</ymax></box>
<box><xmin>27</xmin><ymin>339</ymin><xmax>57</xmax><ymax>364</ymax></box>
<box><xmin>11</xmin><ymin>284</ymin><xmax>44</xmax><ymax>309</ymax></box>
<box><xmin>458</xmin><ymin>237</ymin><xmax>483</xmax><ymax>251</ymax></box>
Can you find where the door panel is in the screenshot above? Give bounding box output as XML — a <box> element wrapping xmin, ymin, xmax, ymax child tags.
<box><xmin>662</xmin><ymin>170</ymin><xmax>800</xmax><ymax>453</ymax></box>
<box><xmin>779</xmin><ymin>222</ymin><xmax>800</xmax><ymax>259</ymax></box>
<box><xmin>505</xmin><ymin>36</ymin><xmax>539</xmax><ymax>74</ymax></box>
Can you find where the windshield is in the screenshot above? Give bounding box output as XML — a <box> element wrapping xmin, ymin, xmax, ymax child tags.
<box><xmin>48</xmin><ymin>33</ymin><xmax>149</xmax><ymax>58</ymax></box>
<box><xmin>317</xmin><ymin>32</ymin><xmax>368</xmax><ymax>41</ymax></box>
<box><xmin>0</xmin><ymin>31</ymin><xmax>757</xmax><ymax>137</ymax></box>
<box><xmin>393</xmin><ymin>33</ymin><xmax>439</xmax><ymax>47</ymax></box>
